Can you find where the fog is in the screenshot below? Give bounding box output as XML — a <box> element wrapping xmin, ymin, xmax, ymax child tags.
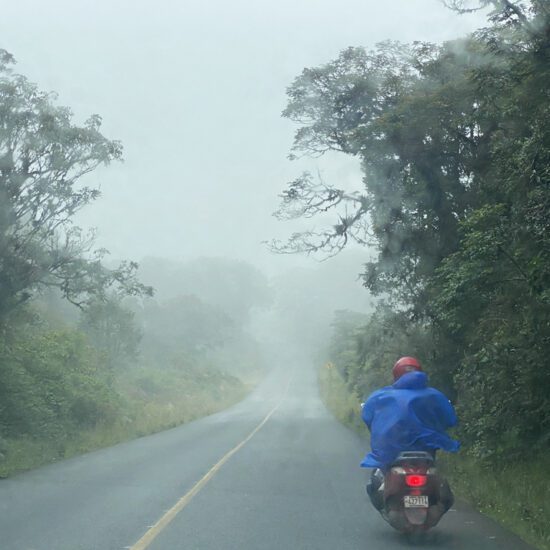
<box><xmin>0</xmin><ymin>0</ymin><xmax>491</xmax><ymax>405</ymax></box>
<box><xmin>1</xmin><ymin>0</ymin><xmax>486</xmax><ymax>279</ymax></box>
<box><xmin>2</xmin><ymin>5</ymin><xmax>549</xmax><ymax>546</ymax></box>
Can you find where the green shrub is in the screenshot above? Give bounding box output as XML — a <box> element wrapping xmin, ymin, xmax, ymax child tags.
<box><xmin>0</xmin><ymin>328</ymin><xmax>120</xmax><ymax>439</ymax></box>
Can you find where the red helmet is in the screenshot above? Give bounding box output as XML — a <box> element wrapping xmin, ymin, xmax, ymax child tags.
<box><xmin>392</xmin><ymin>356</ymin><xmax>422</xmax><ymax>381</ymax></box>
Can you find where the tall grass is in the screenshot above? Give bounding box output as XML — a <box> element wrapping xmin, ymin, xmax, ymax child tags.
<box><xmin>318</xmin><ymin>362</ymin><xmax>368</xmax><ymax>437</ymax></box>
<box><xmin>441</xmin><ymin>454</ymin><xmax>550</xmax><ymax>550</ymax></box>
<box><xmin>0</xmin><ymin>365</ymin><xmax>251</xmax><ymax>478</ymax></box>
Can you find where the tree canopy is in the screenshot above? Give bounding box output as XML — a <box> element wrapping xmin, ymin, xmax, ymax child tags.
<box><xmin>277</xmin><ymin>2</ymin><xmax>550</xmax><ymax>459</ymax></box>
<box><xmin>0</xmin><ymin>50</ymin><xmax>151</xmax><ymax>320</ymax></box>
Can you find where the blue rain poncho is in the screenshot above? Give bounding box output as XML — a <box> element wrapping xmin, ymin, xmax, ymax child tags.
<box><xmin>360</xmin><ymin>371</ymin><xmax>460</xmax><ymax>469</ymax></box>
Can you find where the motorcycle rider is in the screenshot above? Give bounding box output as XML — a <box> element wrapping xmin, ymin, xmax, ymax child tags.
<box><xmin>361</xmin><ymin>356</ymin><xmax>459</xmax><ymax>511</ymax></box>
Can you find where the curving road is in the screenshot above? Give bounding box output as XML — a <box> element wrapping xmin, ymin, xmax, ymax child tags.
<box><xmin>0</xmin><ymin>360</ymin><xmax>534</xmax><ymax>550</ymax></box>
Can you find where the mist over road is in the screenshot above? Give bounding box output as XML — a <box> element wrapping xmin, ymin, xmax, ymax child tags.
<box><xmin>0</xmin><ymin>360</ymin><xmax>534</xmax><ymax>550</ymax></box>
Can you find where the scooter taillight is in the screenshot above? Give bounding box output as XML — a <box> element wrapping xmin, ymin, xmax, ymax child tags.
<box><xmin>405</xmin><ymin>474</ymin><xmax>427</xmax><ymax>487</ymax></box>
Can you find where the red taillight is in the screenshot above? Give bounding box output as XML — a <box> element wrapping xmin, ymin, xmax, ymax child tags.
<box><xmin>405</xmin><ymin>474</ymin><xmax>427</xmax><ymax>487</ymax></box>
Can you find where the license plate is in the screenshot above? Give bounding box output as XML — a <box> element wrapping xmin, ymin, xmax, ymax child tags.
<box><xmin>404</xmin><ymin>495</ymin><xmax>429</xmax><ymax>508</ymax></box>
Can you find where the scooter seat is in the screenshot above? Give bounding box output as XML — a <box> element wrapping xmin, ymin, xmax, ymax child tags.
<box><xmin>393</xmin><ymin>451</ymin><xmax>434</xmax><ymax>464</ymax></box>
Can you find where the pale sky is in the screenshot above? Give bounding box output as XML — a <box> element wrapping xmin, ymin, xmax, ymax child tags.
<box><xmin>1</xmin><ymin>0</ymin><xmax>487</xmax><ymax>275</ymax></box>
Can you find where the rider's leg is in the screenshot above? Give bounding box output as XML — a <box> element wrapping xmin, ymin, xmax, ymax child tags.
<box><xmin>366</xmin><ymin>469</ymin><xmax>385</xmax><ymax>510</ymax></box>
<box><xmin>439</xmin><ymin>477</ymin><xmax>454</xmax><ymax>511</ymax></box>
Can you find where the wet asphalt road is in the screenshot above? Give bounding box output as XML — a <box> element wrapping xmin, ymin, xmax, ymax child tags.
<box><xmin>0</xmin><ymin>361</ymin><xmax>535</xmax><ymax>550</ymax></box>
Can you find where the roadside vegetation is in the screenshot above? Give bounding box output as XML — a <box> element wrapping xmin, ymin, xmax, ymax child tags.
<box><xmin>0</xmin><ymin>52</ymin><xmax>266</xmax><ymax>477</ymax></box>
<box><xmin>318</xmin><ymin>361</ymin><xmax>368</xmax><ymax>438</ymax></box>
<box><xmin>277</xmin><ymin>2</ymin><xmax>550</xmax><ymax>548</ymax></box>
<box><xmin>0</xmin><ymin>359</ymin><xmax>249</xmax><ymax>477</ymax></box>
<box><xmin>319</xmin><ymin>360</ymin><xmax>549</xmax><ymax>550</ymax></box>
<box><xmin>0</xmin><ymin>264</ymin><xmax>266</xmax><ymax>479</ymax></box>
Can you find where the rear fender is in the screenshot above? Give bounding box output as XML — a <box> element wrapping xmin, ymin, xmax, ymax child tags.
<box><xmin>404</xmin><ymin>507</ymin><xmax>428</xmax><ymax>525</ymax></box>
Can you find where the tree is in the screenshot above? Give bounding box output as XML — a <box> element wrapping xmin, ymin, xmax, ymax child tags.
<box><xmin>139</xmin><ymin>295</ymin><xmax>236</xmax><ymax>361</ymax></box>
<box><xmin>138</xmin><ymin>257</ymin><xmax>271</xmax><ymax>325</ymax></box>
<box><xmin>273</xmin><ymin>40</ymin><xmax>488</xmax><ymax>312</ymax></box>
<box><xmin>78</xmin><ymin>298</ymin><xmax>142</xmax><ymax>370</ymax></box>
<box><xmin>0</xmin><ymin>50</ymin><xmax>151</xmax><ymax>320</ymax></box>
<box><xmin>442</xmin><ymin>0</ymin><xmax>532</xmax><ymax>20</ymax></box>
<box><xmin>275</xmin><ymin>3</ymin><xmax>550</xmax><ymax>459</ymax></box>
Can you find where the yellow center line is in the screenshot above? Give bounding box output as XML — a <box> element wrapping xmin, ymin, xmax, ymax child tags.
<box><xmin>129</xmin><ymin>378</ymin><xmax>291</xmax><ymax>550</ymax></box>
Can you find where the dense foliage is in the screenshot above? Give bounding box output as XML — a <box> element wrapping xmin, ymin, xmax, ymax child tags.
<box><xmin>278</xmin><ymin>1</ymin><xmax>550</xmax><ymax>460</ymax></box>
<box><xmin>0</xmin><ymin>258</ymin><xmax>267</xmax><ymax>471</ymax></box>
<box><xmin>0</xmin><ymin>50</ymin><xmax>152</xmax><ymax>453</ymax></box>
<box><xmin>0</xmin><ymin>51</ymin><xmax>151</xmax><ymax>319</ymax></box>
<box><xmin>0</xmin><ymin>314</ymin><xmax>119</xmax><ymax>440</ymax></box>
<box><xmin>0</xmin><ymin>55</ymin><xmax>266</xmax><ymax>474</ymax></box>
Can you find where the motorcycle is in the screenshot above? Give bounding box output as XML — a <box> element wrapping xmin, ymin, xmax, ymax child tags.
<box><xmin>370</xmin><ymin>451</ymin><xmax>453</xmax><ymax>533</ymax></box>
